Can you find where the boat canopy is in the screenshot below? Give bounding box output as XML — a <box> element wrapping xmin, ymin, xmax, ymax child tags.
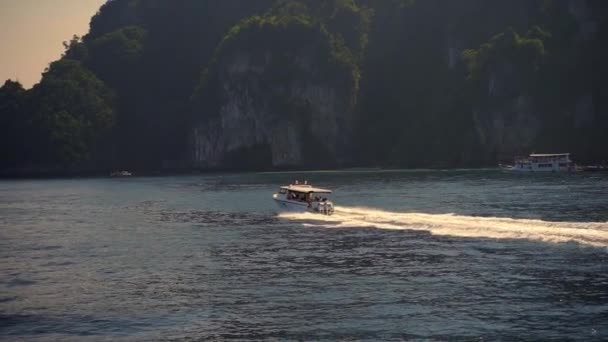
<box><xmin>280</xmin><ymin>184</ymin><xmax>332</xmax><ymax>194</ymax></box>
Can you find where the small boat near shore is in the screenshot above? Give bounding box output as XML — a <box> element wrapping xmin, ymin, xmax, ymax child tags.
<box><xmin>581</xmin><ymin>164</ymin><xmax>608</xmax><ymax>172</ymax></box>
<box><xmin>273</xmin><ymin>181</ymin><xmax>335</xmax><ymax>215</ymax></box>
<box><xmin>500</xmin><ymin>153</ymin><xmax>575</xmax><ymax>172</ymax></box>
<box><xmin>110</xmin><ymin>170</ymin><xmax>132</xmax><ymax>177</ymax></box>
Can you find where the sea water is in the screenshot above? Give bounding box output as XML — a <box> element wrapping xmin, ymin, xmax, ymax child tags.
<box><xmin>1</xmin><ymin>169</ymin><xmax>607</xmax><ymax>340</ymax></box>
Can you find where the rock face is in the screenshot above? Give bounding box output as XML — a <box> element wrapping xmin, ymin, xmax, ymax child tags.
<box><xmin>469</xmin><ymin>57</ymin><xmax>540</xmax><ymax>159</ymax></box>
<box><xmin>568</xmin><ymin>0</ymin><xmax>597</xmax><ymax>40</ymax></box>
<box><xmin>192</xmin><ymin>34</ymin><xmax>357</xmax><ymax>169</ymax></box>
<box><xmin>473</xmin><ymin>95</ymin><xmax>541</xmax><ymax>159</ymax></box>
<box><xmin>460</xmin><ymin>0</ymin><xmax>603</xmax><ymax>162</ymax></box>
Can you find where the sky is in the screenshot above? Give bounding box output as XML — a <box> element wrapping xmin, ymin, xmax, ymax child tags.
<box><xmin>0</xmin><ymin>0</ymin><xmax>106</xmax><ymax>88</ymax></box>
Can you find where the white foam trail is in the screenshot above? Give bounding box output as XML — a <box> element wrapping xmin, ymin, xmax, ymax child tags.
<box><xmin>279</xmin><ymin>206</ymin><xmax>608</xmax><ymax>247</ymax></box>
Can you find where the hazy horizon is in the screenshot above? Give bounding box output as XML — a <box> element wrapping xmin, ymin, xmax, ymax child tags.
<box><xmin>0</xmin><ymin>0</ymin><xmax>105</xmax><ymax>88</ymax></box>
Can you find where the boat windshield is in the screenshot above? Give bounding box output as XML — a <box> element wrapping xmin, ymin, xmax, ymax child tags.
<box><xmin>311</xmin><ymin>193</ymin><xmax>330</xmax><ymax>202</ymax></box>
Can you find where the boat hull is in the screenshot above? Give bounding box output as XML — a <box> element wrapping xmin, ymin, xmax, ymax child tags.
<box><xmin>500</xmin><ymin>165</ymin><xmax>573</xmax><ymax>172</ymax></box>
<box><xmin>273</xmin><ymin>198</ymin><xmax>310</xmax><ymax>212</ymax></box>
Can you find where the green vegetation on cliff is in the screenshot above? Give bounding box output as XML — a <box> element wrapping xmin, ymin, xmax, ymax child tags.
<box><xmin>192</xmin><ymin>0</ymin><xmax>369</xmax><ymax>118</ymax></box>
<box><xmin>1</xmin><ymin>60</ymin><xmax>115</xmax><ymax>170</ymax></box>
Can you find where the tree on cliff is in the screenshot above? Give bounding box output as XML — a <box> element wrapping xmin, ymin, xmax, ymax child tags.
<box><xmin>0</xmin><ymin>80</ymin><xmax>28</xmax><ymax>168</ymax></box>
<box><xmin>28</xmin><ymin>60</ymin><xmax>116</xmax><ymax>165</ymax></box>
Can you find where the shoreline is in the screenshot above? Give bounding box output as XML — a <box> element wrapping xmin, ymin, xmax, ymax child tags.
<box><xmin>3</xmin><ymin>164</ymin><xmax>607</xmax><ymax>180</ymax></box>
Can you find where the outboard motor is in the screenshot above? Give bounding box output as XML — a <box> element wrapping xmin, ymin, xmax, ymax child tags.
<box><xmin>315</xmin><ymin>200</ymin><xmax>335</xmax><ymax>215</ymax></box>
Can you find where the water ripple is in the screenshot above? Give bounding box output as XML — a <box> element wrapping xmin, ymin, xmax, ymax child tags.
<box><xmin>1</xmin><ymin>171</ymin><xmax>607</xmax><ymax>340</ymax></box>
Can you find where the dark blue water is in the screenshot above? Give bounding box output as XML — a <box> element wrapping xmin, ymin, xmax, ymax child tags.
<box><xmin>1</xmin><ymin>170</ymin><xmax>608</xmax><ymax>340</ymax></box>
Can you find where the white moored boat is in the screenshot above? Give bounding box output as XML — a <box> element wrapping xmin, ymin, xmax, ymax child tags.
<box><xmin>273</xmin><ymin>181</ymin><xmax>335</xmax><ymax>215</ymax></box>
<box><xmin>500</xmin><ymin>153</ymin><xmax>574</xmax><ymax>172</ymax></box>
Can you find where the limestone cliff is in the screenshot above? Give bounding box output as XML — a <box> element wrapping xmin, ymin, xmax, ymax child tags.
<box><xmin>460</xmin><ymin>0</ymin><xmax>604</xmax><ymax>162</ymax></box>
<box><xmin>191</xmin><ymin>18</ymin><xmax>359</xmax><ymax>169</ymax></box>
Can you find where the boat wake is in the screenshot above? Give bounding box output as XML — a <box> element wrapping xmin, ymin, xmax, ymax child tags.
<box><xmin>279</xmin><ymin>206</ymin><xmax>608</xmax><ymax>247</ymax></box>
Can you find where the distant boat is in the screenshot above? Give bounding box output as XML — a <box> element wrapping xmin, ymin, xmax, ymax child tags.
<box><xmin>110</xmin><ymin>170</ymin><xmax>132</xmax><ymax>177</ymax></box>
<box><xmin>582</xmin><ymin>165</ymin><xmax>608</xmax><ymax>172</ymax></box>
<box><xmin>272</xmin><ymin>181</ymin><xmax>335</xmax><ymax>215</ymax></box>
<box><xmin>500</xmin><ymin>153</ymin><xmax>574</xmax><ymax>172</ymax></box>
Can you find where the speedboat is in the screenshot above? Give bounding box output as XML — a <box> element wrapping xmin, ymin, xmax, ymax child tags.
<box><xmin>500</xmin><ymin>153</ymin><xmax>575</xmax><ymax>172</ymax></box>
<box><xmin>272</xmin><ymin>181</ymin><xmax>335</xmax><ymax>215</ymax></box>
